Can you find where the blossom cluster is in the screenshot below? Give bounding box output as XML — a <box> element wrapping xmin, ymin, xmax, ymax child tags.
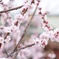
<box><xmin>0</xmin><ymin>0</ymin><xmax>58</xmax><ymax>59</ymax></box>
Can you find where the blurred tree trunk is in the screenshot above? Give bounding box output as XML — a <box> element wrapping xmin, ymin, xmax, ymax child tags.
<box><xmin>54</xmin><ymin>49</ymin><xmax>59</xmax><ymax>59</ymax></box>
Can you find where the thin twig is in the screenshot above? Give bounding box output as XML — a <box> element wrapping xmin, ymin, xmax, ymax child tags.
<box><xmin>0</xmin><ymin>5</ymin><xmax>23</xmax><ymax>13</ymax></box>
<box><xmin>18</xmin><ymin>43</ymin><xmax>35</xmax><ymax>50</ymax></box>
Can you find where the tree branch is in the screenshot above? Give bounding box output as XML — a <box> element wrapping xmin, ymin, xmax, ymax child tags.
<box><xmin>14</xmin><ymin>6</ymin><xmax>37</xmax><ymax>52</ymax></box>
<box><xmin>12</xmin><ymin>43</ymin><xmax>35</xmax><ymax>59</ymax></box>
<box><xmin>0</xmin><ymin>5</ymin><xmax>23</xmax><ymax>13</ymax></box>
<box><xmin>8</xmin><ymin>6</ymin><xmax>37</xmax><ymax>58</ymax></box>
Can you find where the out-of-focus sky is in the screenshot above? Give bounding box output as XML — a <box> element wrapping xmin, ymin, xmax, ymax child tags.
<box><xmin>41</xmin><ymin>0</ymin><xmax>59</xmax><ymax>15</ymax></box>
<box><xmin>0</xmin><ymin>0</ymin><xmax>59</xmax><ymax>15</ymax></box>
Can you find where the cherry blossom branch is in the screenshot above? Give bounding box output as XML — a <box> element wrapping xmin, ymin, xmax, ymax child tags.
<box><xmin>13</xmin><ymin>6</ymin><xmax>38</xmax><ymax>59</ymax></box>
<box><xmin>8</xmin><ymin>5</ymin><xmax>38</xmax><ymax>58</ymax></box>
<box><xmin>11</xmin><ymin>43</ymin><xmax>35</xmax><ymax>58</ymax></box>
<box><xmin>7</xmin><ymin>43</ymin><xmax>35</xmax><ymax>58</ymax></box>
<box><xmin>15</xmin><ymin>6</ymin><xmax>37</xmax><ymax>50</ymax></box>
<box><xmin>0</xmin><ymin>5</ymin><xmax>23</xmax><ymax>13</ymax></box>
<box><xmin>11</xmin><ymin>43</ymin><xmax>35</xmax><ymax>59</ymax></box>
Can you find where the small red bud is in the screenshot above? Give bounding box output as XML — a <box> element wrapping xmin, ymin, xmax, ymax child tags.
<box><xmin>39</xmin><ymin>8</ymin><xmax>42</xmax><ymax>10</ymax></box>
<box><xmin>37</xmin><ymin>3</ymin><xmax>39</xmax><ymax>5</ymax></box>
<box><xmin>57</xmin><ymin>32</ymin><xmax>59</xmax><ymax>34</ymax></box>
<box><xmin>14</xmin><ymin>21</ymin><xmax>18</xmax><ymax>26</ymax></box>
<box><xmin>43</xmin><ymin>20</ymin><xmax>48</xmax><ymax>24</ymax></box>
<box><xmin>39</xmin><ymin>12</ymin><xmax>42</xmax><ymax>14</ymax></box>
<box><xmin>22</xmin><ymin>8</ymin><xmax>26</xmax><ymax>12</ymax></box>
<box><xmin>42</xmin><ymin>16</ymin><xmax>44</xmax><ymax>19</ymax></box>
<box><xmin>31</xmin><ymin>0</ymin><xmax>34</xmax><ymax>4</ymax></box>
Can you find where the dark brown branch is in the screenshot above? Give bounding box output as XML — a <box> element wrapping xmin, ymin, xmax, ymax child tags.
<box><xmin>0</xmin><ymin>5</ymin><xmax>23</xmax><ymax>13</ymax></box>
